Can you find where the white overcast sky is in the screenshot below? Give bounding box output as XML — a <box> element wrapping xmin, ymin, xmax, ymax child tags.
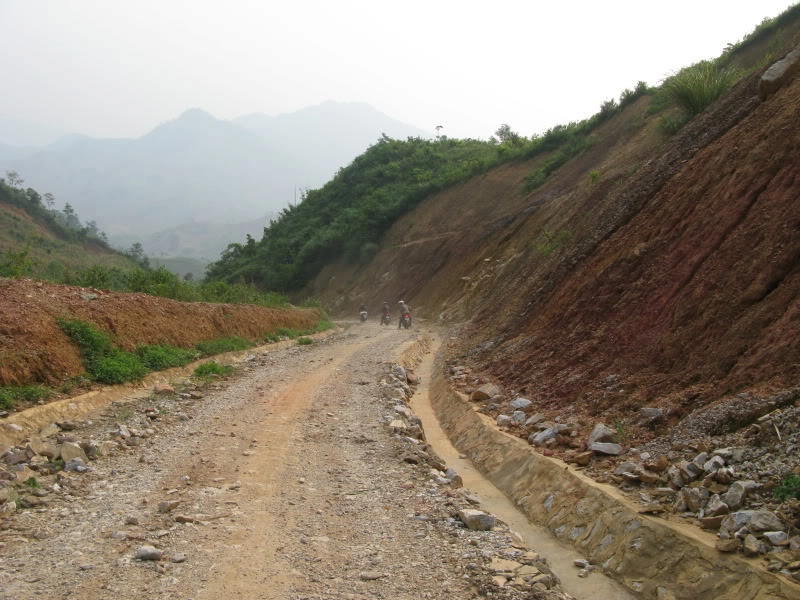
<box><xmin>0</xmin><ymin>0</ymin><xmax>795</xmax><ymax>141</ymax></box>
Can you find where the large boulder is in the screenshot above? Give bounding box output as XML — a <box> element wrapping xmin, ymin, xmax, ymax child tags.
<box><xmin>720</xmin><ymin>510</ymin><xmax>783</xmax><ymax>536</ymax></box>
<box><xmin>471</xmin><ymin>383</ymin><xmax>500</xmax><ymax>402</ymax></box>
<box><xmin>529</xmin><ymin>426</ymin><xmax>565</xmax><ymax>446</ymax></box>
<box><xmin>759</xmin><ymin>45</ymin><xmax>800</xmax><ymax>100</ymax></box>
<box><xmin>458</xmin><ymin>509</ymin><xmax>496</xmax><ymax>531</ymax></box>
<box><xmin>59</xmin><ymin>442</ymin><xmax>88</xmax><ymax>463</ymax></box>
<box><xmin>723</xmin><ymin>481</ymin><xmax>750</xmax><ymax>511</ymax></box>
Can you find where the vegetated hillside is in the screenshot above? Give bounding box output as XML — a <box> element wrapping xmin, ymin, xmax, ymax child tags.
<box><xmin>303</xmin><ymin>15</ymin><xmax>800</xmax><ymax>435</ymax></box>
<box><xmin>0</xmin><ymin>182</ymin><xmax>138</xmax><ymax>279</ymax></box>
<box><xmin>0</xmin><ymin>278</ymin><xmax>321</xmax><ymax>387</ymax></box>
<box><xmin>0</xmin><ymin>102</ymin><xmax>427</xmax><ymax>242</ymax></box>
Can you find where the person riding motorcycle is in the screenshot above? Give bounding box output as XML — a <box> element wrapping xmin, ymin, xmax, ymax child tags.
<box><xmin>397</xmin><ymin>300</ymin><xmax>411</xmax><ymax>329</ymax></box>
<box><xmin>358</xmin><ymin>303</ymin><xmax>367</xmax><ymax>314</ymax></box>
<box><xmin>381</xmin><ymin>302</ymin><xmax>391</xmax><ymax>325</ymax></box>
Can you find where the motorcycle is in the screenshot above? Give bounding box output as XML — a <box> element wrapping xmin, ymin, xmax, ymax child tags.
<box><xmin>359</xmin><ymin>310</ymin><xmax>368</xmax><ymax>323</ymax></box>
<box><xmin>400</xmin><ymin>312</ymin><xmax>412</xmax><ymax>329</ymax></box>
<box><xmin>381</xmin><ymin>313</ymin><xmax>392</xmax><ymax>325</ymax></box>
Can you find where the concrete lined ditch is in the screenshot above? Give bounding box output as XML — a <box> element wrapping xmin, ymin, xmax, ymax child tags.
<box><xmin>399</xmin><ymin>332</ymin><xmax>800</xmax><ymax>600</ymax></box>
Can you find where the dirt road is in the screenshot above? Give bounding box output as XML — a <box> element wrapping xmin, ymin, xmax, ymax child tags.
<box><xmin>1</xmin><ymin>326</ymin><xmax>619</xmax><ymax>599</ymax></box>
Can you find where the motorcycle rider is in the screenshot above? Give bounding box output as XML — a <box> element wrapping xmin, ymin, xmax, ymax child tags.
<box><xmin>381</xmin><ymin>301</ymin><xmax>391</xmax><ymax>325</ymax></box>
<box><xmin>398</xmin><ymin>300</ymin><xmax>411</xmax><ymax>329</ymax></box>
<box><xmin>358</xmin><ymin>303</ymin><xmax>367</xmax><ymax>314</ymax></box>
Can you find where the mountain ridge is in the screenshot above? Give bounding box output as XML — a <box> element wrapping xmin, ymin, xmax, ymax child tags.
<box><xmin>0</xmin><ymin>102</ymin><xmax>428</xmax><ymax>250</ymax></box>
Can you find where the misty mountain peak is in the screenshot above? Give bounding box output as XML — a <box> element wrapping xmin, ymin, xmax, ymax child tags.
<box><xmin>175</xmin><ymin>107</ymin><xmax>216</xmax><ymax>123</ymax></box>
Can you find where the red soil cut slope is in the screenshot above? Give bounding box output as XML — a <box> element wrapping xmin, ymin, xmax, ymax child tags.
<box><xmin>0</xmin><ymin>279</ymin><xmax>319</xmax><ymax>386</ymax></box>
<box><xmin>484</xmin><ymin>75</ymin><xmax>800</xmax><ymax>422</ymax></box>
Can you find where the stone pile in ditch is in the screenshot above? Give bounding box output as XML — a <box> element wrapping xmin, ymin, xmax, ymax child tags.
<box><xmin>381</xmin><ymin>362</ymin><xmax>576</xmax><ymax>599</ymax></box>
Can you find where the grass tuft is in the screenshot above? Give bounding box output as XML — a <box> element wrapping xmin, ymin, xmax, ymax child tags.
<box><xmin>0</xmin><ymin>385</ymin><xmax>50</xmax><ymax>409</ymax></box>
<box><xmin>136</xmin><ymin>345</ymin><xmax>199</xmax><ymax>370</ymax></box>
<box><xmin>657</xmin><ymin>61</ymin><xmax>741</xmax><ymax>135</ymax></box>
<box><xmin>195</xmin><ymin>336</ymin><xmax>253</xmax><ymax>356</ymax></box>
<box><xmin>297</xmin><ymin>337</ymin><xmax>314</xmax><ymax>345</ymax></box>
<box><xmin>775</xmin><ymin>474</ymin><xmax>800</xmax><ymax>501</ymax></box>
<box><xmin>194</xmin><ymin>361</ymin><xmax>234</xmax><ymax>381</ymax></box>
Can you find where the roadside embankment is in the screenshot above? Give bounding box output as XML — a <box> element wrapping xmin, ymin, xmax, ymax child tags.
<box><xmin>0</xmin><ymin>278</ymin><xmax>321</xmax><ymax>386</ymax></box>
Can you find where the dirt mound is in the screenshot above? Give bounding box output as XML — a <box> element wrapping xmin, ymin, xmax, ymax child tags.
<box><xmin>0</xmin><ymin>278</ymin><xmax>319</xmax><ymax>386</ymax></box>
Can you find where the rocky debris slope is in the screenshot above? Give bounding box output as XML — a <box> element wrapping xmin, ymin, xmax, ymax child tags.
<box><xmin>379</xmin><ymin>360</ymin><xmax>574</xmax><ymax>599</ymax></box>
<box><xmin>447</xmin><ymin>364</ymin><xmax>800</xmax><ymax>585</ymax></box>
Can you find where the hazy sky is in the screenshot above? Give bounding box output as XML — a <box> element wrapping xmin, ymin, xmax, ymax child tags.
<box><xmin>0</xmin><ymin>0</ymin><xmax>795</xmax><ymax>141</ymax></box>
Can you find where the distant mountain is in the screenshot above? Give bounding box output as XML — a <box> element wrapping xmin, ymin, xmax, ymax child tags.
<box><xmin>235</xmin><ymin>101</ymin><xmax>429</xmax><ymax>179</ymax></box>
<box><xmin>0</xmin><ymin>103</ymin><xmax>429</xmax><ymax>245</ymax></box>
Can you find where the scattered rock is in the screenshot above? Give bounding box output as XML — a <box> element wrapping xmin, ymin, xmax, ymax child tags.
<box><xmin>458</xmin><ymin>509</ymin><xmax>496</xmax><ymax>531</ymax></box>
<box><xmin>588</xmin><ymin>424</ymin><xmax>616</xmax><ymax>446</ymax></box>
<box><xmin>496</xmin><ymin>415</ymin><xmax>512</xmax><ymax>427</ymax></box>
<box><xmin>763</xmin><ymin>531</ymin><xmax>789</xmax><ymax>546</ymax></box>
<box><xmin>742</xmin><ymin>534</ymin><xmax>762</xmax><ymax>557</ymax></box>
<box><xmin>134</xmin><ymin>545</ymin><xmax>163</xmax><ymax>561</ymax></box>
<box><xmin>471</xmin><ymin>383</ymin><xmax>500</xmax><ymax>402</ymax></box>
<box><xmin>589</xmin><ymin>442</ymin><xmax>623</xmax><ymax>456</ymax></box>
<box><xmin>59</xmin><ymin>442</ymin><xmax>88</xmax><ymax>463</ymax></box>
<box><xmin>715</xmin><ymin>538</ymin><xmax>741</xmax><ymax>553</ymax></box>
<box><xmin>158</xmin><ymin>500</ymin><xmax>180</xmax><ymax>513</ymax></box>
<box><xmin>510</xmin><ymin>398</ymin><xmax>532</xmax><ymax>410</ymax></box>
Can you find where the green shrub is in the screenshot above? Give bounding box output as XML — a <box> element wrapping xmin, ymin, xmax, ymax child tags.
<box><xmin>195</xmin><ymin>336</ymin><xmax>253</xmax><ymax>356</ymax></box>
<box><xmin>58</xmin><ymin>318</ymin><xmax>147</xmax><ymax>384</ymax></box>
<box><xmin>58</xmin><ymin>318</ymin><xmax>115</xmax><ymax>366</ymax></box>
<box><xmin>0</xmin><ymin>385</ymin><xmax>50</xmax><ymax>409</ymax></box>
<box><xmin>264</xmin><ymin>333</ymin><xmax>282</xmax><ymax>343</ymax></box>
<box><xmin>136</xmin><ymin>344</ymin><xmax>199</xmax><ymax>370</ymax></box>
<box><xmin>194</xmin><ymin>361</ymin><xmax>234</xmax><ymax>380</ymax></box>
<box><xmin>534</xmin><ymin>230</ymin><xmax>572</xmax><ymax>257</ymax></box>
<box><xmin>589</xmin><ymin>170</ymin><xmax>601</xmax><ymax>184</ymax></box>
<box><xmin>658</xmin><ymin>113</ymin><xmax>692</xmax><ymax>136</ymax></box>
<box><xmin>662</xmin><ymin>61</ymin><xmax>740</xmax><ymax>118</ymax></box>
<box><xmin>775</xmin><ymin>474</ymin><xmax>800</xmax><ymax>501</ymax></box>
<box><xmin>0</xmin><ymin>247</ymin><xmax>36</xmax><ymax>278</ymax></box>
<box><xmin>90</xmin><ymin>350</ymin><xmax>148</xmax><ymax>384</ymax></box>
<box><xmin>297</xmin><ymin>337</ymin><xmax>314</xmax><ymax>345</ymax></box>
<box><xmin>275</xmin><ymin>327</ymin><xmax>301</xmax><ymax>339</ymax></box>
